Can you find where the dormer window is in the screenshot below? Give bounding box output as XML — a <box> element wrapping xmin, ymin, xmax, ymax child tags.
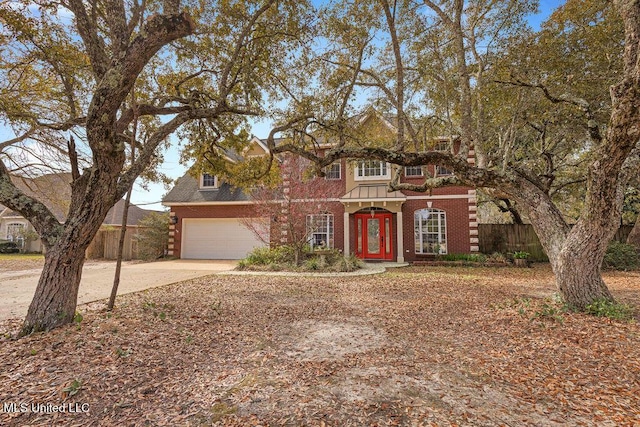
<box><xmin>200</xmin><ymin>173</ymin><xmax>218</xmax><ymax>189</ymax></box>
<box><xmin>355</xmin><ymin>160</ymin><xmax>391</xmax><ymax>181</ymax></box>
<box><xmin>434</xmin><ymin>140</ymin><xmax>450</xmax><ymax>152</ymax></box>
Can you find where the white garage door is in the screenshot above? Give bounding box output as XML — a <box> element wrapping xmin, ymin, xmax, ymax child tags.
<box><xmin>181</xmin><ymin>218</ymin><xmax>267</xmax><ymax>259</ymax></box>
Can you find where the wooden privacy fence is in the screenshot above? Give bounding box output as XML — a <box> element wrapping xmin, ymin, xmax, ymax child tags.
<box><xmin>478</xmin><ymin>224</ymin><xmax>634</xmax><ymax>261</ymax></box>
<box><xmin>86</xmin><ymin>227</ymin><xmax>141</xmax><ymax>260</ymax></box>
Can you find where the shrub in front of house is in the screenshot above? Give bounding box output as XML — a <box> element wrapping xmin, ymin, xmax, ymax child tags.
<box><xmin>237</xmin><ymin>246</ymin><xmax>362</xmax><ymax>273</ymax></box>
<box><xmin>244</xmin><ymin>246</ymin><xmax>294</xmax><ymax>266</ymax></box>
<box><xmin>440</xmin><ymin>253</ymin><xmax>488</xmax><ymax>263</ymax></box>
<box><xmin>136</xmin><ymin>212</ymin><xmax>170</xmax><ymax>260</ymax></box>
<box><xmin>0</xmin><ymin>241</ymin><xmax>20</xmax><ymax>254</ymax></box>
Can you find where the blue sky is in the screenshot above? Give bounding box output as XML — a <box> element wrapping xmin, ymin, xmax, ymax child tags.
<box><xmin>1</xmin><ymin>1</ymin><xmax>563</xmax><ymax>212</ymax></box>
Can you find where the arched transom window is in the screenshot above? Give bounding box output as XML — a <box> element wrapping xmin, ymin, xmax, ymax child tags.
<box><xmin>414</xmin><ymin>208</ymin><xmax>447</xmax><ymax>254</ymax></box>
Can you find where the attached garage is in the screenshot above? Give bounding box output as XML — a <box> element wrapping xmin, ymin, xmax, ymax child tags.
<box><xmin>181</xmin><ymin>218</ymin><xmax>267</xmax><ymax>259</ymax></box>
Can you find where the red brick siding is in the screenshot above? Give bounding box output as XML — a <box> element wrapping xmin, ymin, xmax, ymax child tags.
<box><xmin>402</xmin><ymin>198</ymin><xmax>471</xmax><ymax>262</ymax></box>
<box><xmin>169</xmin><ymin>202</ymin><xmax>345</xmax><ymax>258</ymax></box>
<box><xmin>168</xmin><ymin>193</ymin><xmax>474</xmax><ymax>261</ymax></box>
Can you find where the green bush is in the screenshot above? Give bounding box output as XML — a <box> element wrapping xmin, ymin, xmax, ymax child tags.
<box><xmin>240</xmin><ymin>246</ymin><xmax>362</xmax><ymax>273</ymax></box>
<box><xmin>602</xmin><ymin>241</ymin><xmax>639</xmax><ymax>271</ymax></box>
<box><xmin>136</xmin><ymin>212</ymin><xmax>170</xmax><ymax>260</ymax></box>
<box><xmin>486</xmin><ymin>252</ymin><xmax>509</xmax><ymax>263</ymax></box>
<box><xmin>440</xmin><ymin>253</ymin><xmax>487</xmax><ymax>263</ymax></box>
<box><xmin>303</xmin><ymin>257</ymin><xmax>320</xmax><ymax>270</ymax></box>
<box><xmin>0</xmin><ymin>241</ymin><xmax>20</xmax><ymax>254</ymax></box>
<box><xmin>585</xmin><ymin>299</ymin><xmax>635</xmax><ymax>321</ymax></box>
<box><xmin>244</xmin><ymin>245</ymin><xmax>294</xmax><ymax>265</ymax></box>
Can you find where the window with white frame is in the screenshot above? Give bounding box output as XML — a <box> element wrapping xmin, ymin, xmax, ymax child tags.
<box><xmin>434</xmin><ymin>140</ymin><xmax>450</xmax><ymax>152</ymax></box>
<box><xmin>436</xmin><ymin>165</ymin><xmax>453</xmax><ymax>176</ymax></box>
<box><xmin>355</xmin><ymin>160</ymin><xmax>390</xmax><ymax>180</ymax></box>
<box><xmin>306</xmin><ymin>214</ymin><xmax>334</xmax><ymax>249</ymax></box>
<box><xmin>414</xmin><ymin>209</ymin><xmax>447</xmax><ymax>254</ymax></box>
<box><xmin>200</xmin><ymin>173</ymin><xmax>218</xmax><ymax>189</ymax></box>
<box><xmin>6</xmin><ymin>223</ymin><xmax>25</xmax><ymax>248</ymax></box>
<box><xmin>405</xmin><ymin>166</ymin><xmax>424</xmax><ymax>177</ymax></box>
<box><xmin>324</xmin><ymin>163</ymin><xmax>341</xmax><ymax>180</ymax></box>
<box><xmin>434</xmin><ymin>140</ymin><xmax>453</xmax><ymax>175</ymax></box>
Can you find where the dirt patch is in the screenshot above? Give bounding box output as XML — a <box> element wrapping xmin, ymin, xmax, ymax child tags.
<box><xmin>282</xmin><ymin>319</ymin><xmax>386</xmax><ymax>361</ymax></box>
<box><xmin>0</xmin><ymin>265</ymin><xmax>638</xmax><ymax>426</ymax></box>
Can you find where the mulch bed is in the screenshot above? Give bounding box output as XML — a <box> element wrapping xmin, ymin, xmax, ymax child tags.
<box><xmin>0</xmin><ymin>265</ymin><xmax>639</xmax><ymax>426</ymax></box>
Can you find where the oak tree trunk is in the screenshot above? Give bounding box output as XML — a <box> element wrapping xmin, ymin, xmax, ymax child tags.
<box><xmin>22</xmin><ymin>238</ymin><xmax>88</xmax><ymax>334</ymax></box>
<box><xmin>554</xmin><ymin>246</ymin><xmax>615</xmax><ymax>310</ymax></box>
<box><xmin>516</xmin><ymin>178</ymin><xmax>619</xmax><ymax>310</ymax></box>
<box><xmin>21</xmin><ymin>165</ymin><xmax>122</xmax><ymax>334</ymax></box>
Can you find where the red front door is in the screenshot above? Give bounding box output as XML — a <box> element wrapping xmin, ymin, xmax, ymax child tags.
<box><xmin>355</xmin><ymin>213</ymin><xmax>394</xmax><ymax>260</ymax></box>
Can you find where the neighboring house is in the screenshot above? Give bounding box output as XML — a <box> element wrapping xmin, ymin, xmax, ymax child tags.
<box><xmin>102</xmin><ymin>199</ymin><xmax>159</xmax><ymax>228</ymax></box>
<box><xmin>0</xmin><ymin>173</ymin><xmax>157</xmax><ymax>253</ymax></box>
<box><xmin>163</xmin><ymin>109</ymin><xmax>479</xmax><ymax>261</ymax></box>
<box><xmin>0</xmin><ymin>173</ymin><xmax>72</xmax><ymax>252</ymax></box>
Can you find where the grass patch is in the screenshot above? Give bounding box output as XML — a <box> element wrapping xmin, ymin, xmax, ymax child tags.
<box><xmin>0</xmin><ymin>253</ymin><xmax>44</xmax><ymax>260</ymax></box>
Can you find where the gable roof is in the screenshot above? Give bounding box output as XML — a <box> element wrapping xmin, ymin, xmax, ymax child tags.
<box><xmin>1</xmin><ymin>173</ymin><xmax>155</xmax><ymax>226</ymax></box>
<box><xmin>3</xmin><ymin>173</ymin><xmax>73</xmax><ymax>222</ymax></box>
<box><xmin>102</xmin><ymin>199</ymin><xmax>159</xmax><ymax>226</ymax></box>
<box><xmin>162</xmin><ymin>173</ymin><xmax>250</xmax><ymax>205</ymax></box>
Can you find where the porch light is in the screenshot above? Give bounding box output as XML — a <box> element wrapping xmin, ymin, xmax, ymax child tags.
<box><xmin>170</xmin><ymin>215</ymin><xmax>178</xmax><ymax>225</ymax></box>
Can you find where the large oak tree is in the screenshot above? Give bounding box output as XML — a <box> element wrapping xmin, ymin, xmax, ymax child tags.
<box><xmin>266</xmin><ymin>0</ymin><xmax>640</xmax><ymax>310</ymax></box>
<box><xmin>0</xmin><ymin>0</ymin><xmax>309</xmax><ymax>334</ymax></box>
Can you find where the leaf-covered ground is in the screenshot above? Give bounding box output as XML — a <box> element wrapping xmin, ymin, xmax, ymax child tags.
<box><xmin>0</xmin><ymin>265</ymin><xmax>639</xmax><ymax>426</ymax></box>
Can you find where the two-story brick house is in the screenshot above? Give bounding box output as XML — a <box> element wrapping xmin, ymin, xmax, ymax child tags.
<box><xmin>162</xmin><ymin>110</ymin><xmax>479</xmax><ymax>261</ymax></box>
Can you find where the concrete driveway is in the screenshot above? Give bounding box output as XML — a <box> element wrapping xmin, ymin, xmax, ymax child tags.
<box><xmin>0</xmin><ymin>259</ymin><xmax>236</xmax><ymax>321</ymax></box>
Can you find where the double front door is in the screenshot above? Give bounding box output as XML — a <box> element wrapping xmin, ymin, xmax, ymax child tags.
<box><xmin>354</xmin><ymin>212</ymin><xmax>394</xmax><ymax>260</ymax></box>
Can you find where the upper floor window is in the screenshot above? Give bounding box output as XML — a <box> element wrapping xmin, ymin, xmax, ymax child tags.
<box><xmin>355</xmin><ymin>160</ymin><xmax>390</xmax><ymax>181</ymax></box>
<box><xmin>436</xmin><ymin>165</ymin><xmax>453</xmax><ymax>176</ymax></box>
<box><xmin>433</xmin><ymin>140</ymin><xmax>453</xmax><ymax>176</ymax></box>
<box><xmin>324</xmin><ymin>163</ymin><xmax>341</xmax><ymax>180</ymax></box>
<box><xmin>200</xmin><ymin>173</ymin><xmax>218</xmax><ymax>189</ymax></box>
<box><xmin>405</xmin><ymin>166</ymin><xmax>424</xmax><ymax>177</ymax></box>
<box><xmin>434</xmin><ymin>140</ymin><xmax>451</xmax><ymax>152</ymax></box>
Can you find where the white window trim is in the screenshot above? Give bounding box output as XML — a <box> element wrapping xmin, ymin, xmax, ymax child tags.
<box><xmin>435</xmin><ymin>165</ymin><xmax>453</xmax><ymax>176</ymax></box>
<box><xmin>434</xmin><ymin>140</ymin><xmax>451</xmax><ymax>152</ymax></box>
<box><xmin>355</xmin><ymin>160</ymin><xmax>391</xmax><ymax>181</ymax></box>
<box><xmin>414</xmin><ymin>208</ymin><xmax>447</xmax><ymax>255</ymax></box>
<box><xmin>405</xmin><ymin>166</ymin><xmax>424</xmax><ymax>177</ymax></box>
<box><xmin>306</xmin><ymin>213</ymin><xmax>334</xmax><ymax>249</ymax></box>
<box><xmin>6</xmin><ymin>222</ymin><xmax>26</xmax><ymax>248</ymax></box>
<box><xmin>200</xmin><ymin>173</ymin><xmax>218</xmax><ymax>189</ymax></box>
<box><xmin>324</xmin><ymin>163</ymin><xmax>341</xmax><ymax>180</ymax></box>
